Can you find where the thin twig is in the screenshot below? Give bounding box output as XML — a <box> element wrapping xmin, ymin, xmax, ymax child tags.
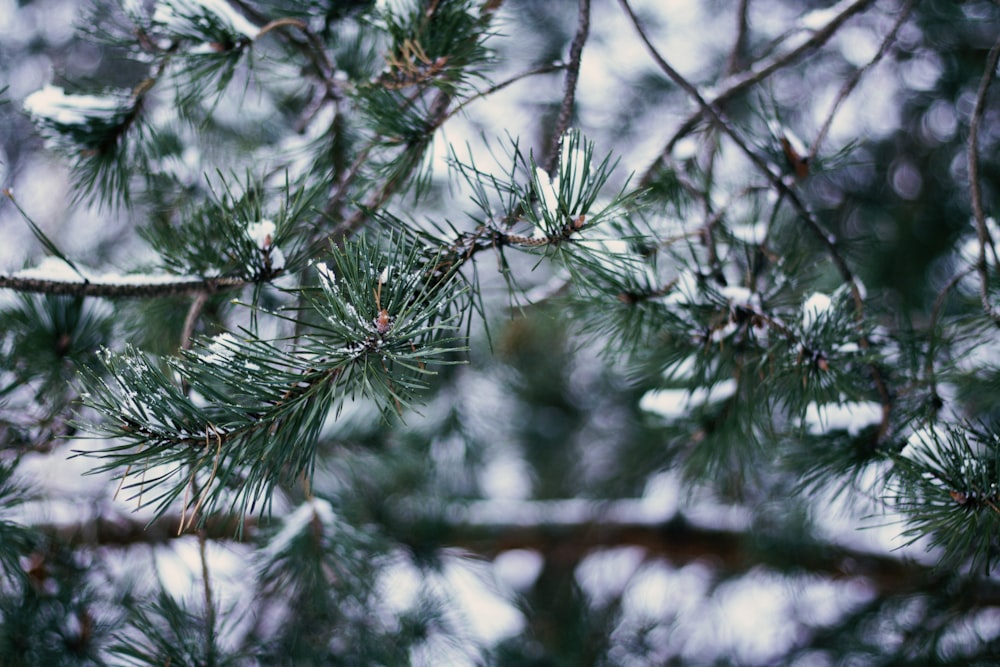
<box><xmin>325</xmin><ymin>90</ymin><xmax>454</xmax><ymax>244</ymax></box>
<box><xmin>639</xmin><ymin>0</ymin><xmax>876</xmax><ymax>186</ymax></box>
<box><xmin>968</xmin><ymin>34</ymin><xmax>1000</xmax><ymax>325</ymax></box>
<box><xmin>546</xmin><ymin>0</ymin><xmax>591</xmax><ymax>174</ymax></box>
<box><xmin>809</xmin><ymin>0</ymin><xmax>916</xmax><ymax>162</ymax></box>
<box><xmin>724</xmin><ymin>0</ymin><xmax>751</xmax><ymax>76</ymax></box>
<box><xmin>181</xmin><ymin>291</ymin><xmax>209</xmax><ymax>351</ymax></box>
<box><xmin>179</xmin><ymin>291</ymin><xmax>209</xmax><ymax>396</ymax></box>
<box><xmin>923</xmin><ymin>264</ymin><xmax>977</xmax><ymax>391</ymax></box>
<box><xmin>198</xmin><ymin>528</ymin><xmax>217</xmax><ymax>660</ymax></box>
<box><xmin>620</xmin><ymin>0</ymin><xmax>860</xmax><ymax>302</ymax></box>
<box><xmin>442</xmin><ymin>62</ymin><xmax>566</xmax><ymax>124</ymax></box>
<box><xmin>42</xmin><ymin>499</ymin><xmax>1000</xmax><ymax>603</ymax></box>
<box><xmin>234</xmin><ymin>3</ymin><xmax>342</xmax><ymax>102</ymax></box>
<box><xmin>666</xmin><ymin>0</ymin><xmax>875</xmax><ymax>153</ymax></box>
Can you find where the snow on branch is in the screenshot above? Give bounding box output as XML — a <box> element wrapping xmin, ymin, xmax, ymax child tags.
<box><xmin>0</xmin><ymin>258</ymin><xmax>246</xmax><ymax>298</ymax></box>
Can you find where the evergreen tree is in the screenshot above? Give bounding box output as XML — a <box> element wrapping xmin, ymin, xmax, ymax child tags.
<box><xmin>2</xmin><ymin>0</ymin><xmax>1000</xmax><ymax>664</ymax></box>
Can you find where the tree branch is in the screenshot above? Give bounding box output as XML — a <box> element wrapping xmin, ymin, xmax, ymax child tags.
<box><xmin>639</xmin><ymin>0</ymin><xmax>877</xmax><ymax>185</ymax></box>
<box><xmin>442</xmin><ymin>62</ymin><xmax>566</xmax><ymax>124</ymax></box>
<box><xmin>968</xmin><ymin>33</ymin><xmax>1000</xmax><ymax>325</ymax></box>
<box><xmin>809</xmin><ymin>0</ymin><xmax>915</xmax><ymax>162</ymax></box>
<box><xmin>619</xmin><ymin>0</ymin><xmax>853</xmax><ymax>288</ymax></box>
<box><xmin>0</xmin><ymin>274</ymin><xmax>247</xmax><ymax>298</ymax></box>
<box><xmin>35</xmin><ymin>498</ymin><xmax>1000</xmax><ymax>604</ymax></box>
<box><xmin>546</xmin><ymin>0</ymin><xmax>590</xmax><ymax>174</ymax></box>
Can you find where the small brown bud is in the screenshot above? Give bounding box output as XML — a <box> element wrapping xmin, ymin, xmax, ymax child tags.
<box><xmin>375</xmin><ymin>309</ymin><xmax>392</xmax><ymax>335</ymax></box>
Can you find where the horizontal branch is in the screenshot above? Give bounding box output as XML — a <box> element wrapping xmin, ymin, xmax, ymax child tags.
<box><xmin>33</xmin><ymin>498</ymin><xmax>1000</xmax><ymax>603</ymax></box>
<box><xmin>437</xmin><ymin>500</ymin><xmax>928</xmax><ymax>589</ymax></box>
<box><xmin>43</xmin><ymin>511</ymin><xmax>253</xmax><ymax>546</ymax></box>
<box><xmin>0</xmin><ymin>274</ymin><xmax>248</xmax><ymax>298</ymax></box>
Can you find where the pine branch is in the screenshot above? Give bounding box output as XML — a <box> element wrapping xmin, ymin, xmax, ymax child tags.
<box><xmin>255</xmin><ymin>16</ymin><xmax>341</xmax><ymax>101</ymax></box>
<box><xmin>0</xmin><ymin>273</ymin><xmax>247</xmax><ymax>299</ymax></box>
<box><xmin>442</xmin><ymin>501</ymin><xmax>932</xmax><ymax>591</ymax></box>
<box><xmin>723</xmin><ymin>0</ymin><xmax>751</xmax><ymax>75</ymax></box>
<box><xmin>619</xmin><ymin>0</ymin><xmax>893</xmax><ymax>442</ymax></box>
<box><xmin>441</xmin><ymin>62</ymin><xmax>566</xmax><ymax>124</ymax></box>
<box><xmin>75</xmin><ymin>234</ymin><xmax>467</xmax><ymax>525</ymax></box>
<box><xmin>318</xmin><ymin>0</ymin><xmax>499</xmax><ymax>246</ymax></box>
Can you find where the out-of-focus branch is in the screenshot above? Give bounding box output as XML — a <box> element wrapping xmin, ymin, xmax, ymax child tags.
<box><xmin>724</xmin><ymin>0</ymin><xmax>750</xmax><ymax>76</ymax></box>
<box><xmin>35</xmin><ymin>498</ymin><xmax>1000</xmax><ymax>605</ymax></box>
<box><xmin>443</xmin><ymin>63</ymin><xmax>566</xmax><ymax>123</ymax></box>
<box><xmin>42</xmin><ymin>512</ymin><xmax>253</xmax><ymax>547</ymax></box>
<box><xmin>441</xmin><ymin>501</ymin><xmax>925</xmax><ymax>589</ymax></box>
<box><xmin>326</xmin><ymin>91</ymin><xmax>454</xmax><ymax>244</ymax></box>
<box><xmin>640</xmin><ymin>0</ymin><xmax>877</xmax><ymax>185</ymax></box>
<box><xmin>968</xmin><ymin>33</ymin><xmax>1000</xmax><ymax>325</ymax></box>
<box><xmin>619</xmin><ymin>0</ymin><xmax>857</xmax><ymax>295</ymax></box>
<box><xmin>809</xmin><ymin>0</ymin><xmax>915</xmax><ymax>162</ymax></box>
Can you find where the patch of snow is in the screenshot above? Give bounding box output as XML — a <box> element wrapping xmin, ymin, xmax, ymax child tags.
<box><xmin>315</xmin><ymin>261</ymin><xmax>333</xmax><ymax>283</ymax></box>
<box><xmin>557</xmin><ymin>128</ymin><xmax>590</xmax><ymax>203</ymax></box>
<box><xmin>730</xmin><ymin>221</ymin><xmax>767</xmax><ymax>245</ymax></box>
<box><xmin>640</xmin><ymin>379</ymin><xmax>738</xmax><ymax>420</ymax></box>
<box><xmin>480</xmin><ymin>454</ymin><xmax>532</xmax><ymax>500</ymax></box>
<box><xmin>576</xmin><ymin>547</ymin><xmax>646</xmax><ymax>608</ymax></box>
<box><xmin>154</xmin><ymin>0</ymin><xmax>260</xmax><ymax>39</ymax></box>
<box><xmin>802</xmin><ymin>292</ymin><xmax>832</xmax><ymax>330</ymax></box>
<box><xmin>493</xmin><ymin>549</ymin><xmax>543</xmax><ymax>592</ymax></box>
<box><xmin>259</xmin><ymin>496</ymin><xmax>336</xmax><ymax>561</ymax></box>
<box><xmin>23</xmin><ymin>85</ymin><xmax>127</xmax><ymax>126</ymax></box>
<box><xmin>246</xmin><ymin>219</ymin><xmax>275</xmax><ymax>248</ymax></box>
<box><xmin>10</xmin><ymin>257</ymin><xmax>203</xmax><ymax>285</ymax></box>
<box><xmin>532</xmin><ymin>165</ymin><xmax>560</xmax><ymax>235</ymax></box>
<box><xmin>804</xmin><ymin>400</ymin><xmax>882</xmax><ymax>436</ymax></box>
<box><xmin>246</xmin><ymin>219</ymin><xmax>285</xmax><ymax>271</ymax></box>
<box><xmin>720</xmin><ymin>285</ymin><xmax>759</xmax><ymax>310</ymax></box>
<box><xmin>200</xmin><ymin>332</ymin><xmax>240</xmax><ymax>364</ymax></box>
<box><xmin>799</xmin><ymin>0</ymin><xmax>857</xmax><ymax>31</ymax></box>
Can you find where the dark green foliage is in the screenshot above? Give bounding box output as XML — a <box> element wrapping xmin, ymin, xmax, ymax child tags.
<box><xmin>76</xmin><ymin>232</ymin><xmax>466</xmax><ymax>525</ymax></box>
<box><xmin>2</xmin><ymin>295</ymin><xmax>112</xmax><ymax>402</ymax></box>
<box><xmin>0</xmin><ymin>541</ymin><xmax>116</xmax><ymax>666</ymax></box>
<box><xmin>109</xmin><ymin>590</ymin><xmax>240</xmax><ymax>667</ymax></box>
<box><xmin>0</xmin><ymin>459</ymin><xmax>36</xmax><ymax>582</ymax></box>
<box><xmin>891</xmin><ymin>423</ymin><xmax>1000</xmax><ymax>572</ymax></box>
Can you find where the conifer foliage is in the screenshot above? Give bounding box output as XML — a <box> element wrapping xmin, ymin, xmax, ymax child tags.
<box><xmin>2</xmin><ymin>0</ymin><xmax>1000</xmax><ymax>663</ymax></box>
